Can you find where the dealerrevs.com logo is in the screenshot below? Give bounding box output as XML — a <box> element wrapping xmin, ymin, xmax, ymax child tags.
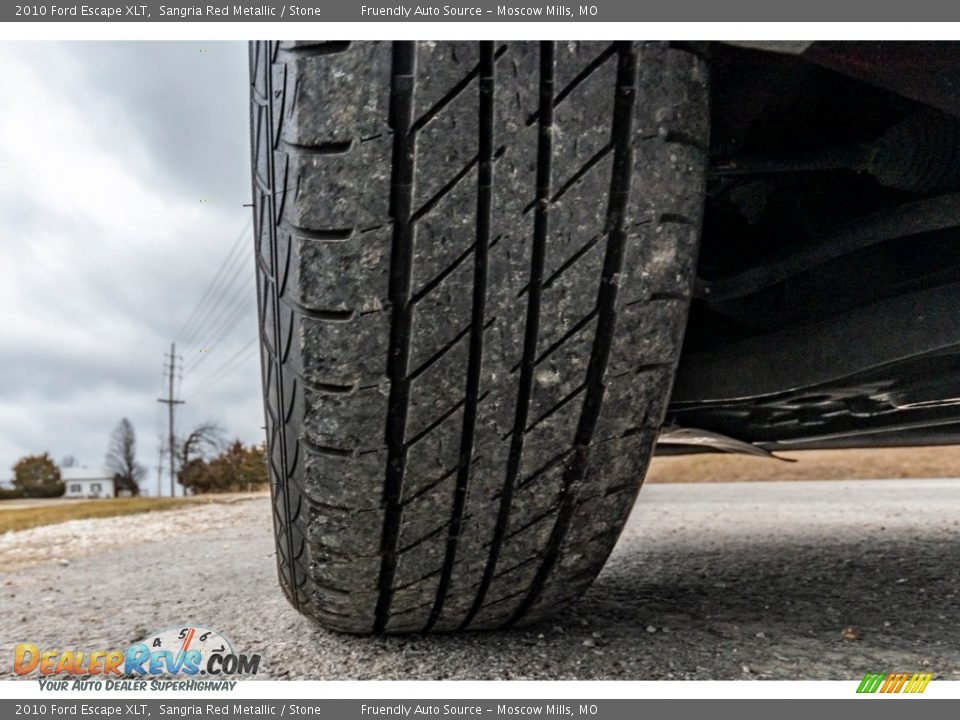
<box><xmin>14</xmin><ymin>626</ymin><xmax>260</xmax><ymax>691</ymax></box>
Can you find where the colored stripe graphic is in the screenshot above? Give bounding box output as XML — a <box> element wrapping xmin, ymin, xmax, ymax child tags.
<box><xmin>906</xmin><ymin>673</ymin><xmax>933</xmax><ymax>693</ymax></box>
<box><xmin>857</xmin><ymin>672</ymin><xmax>932</xmax><ymax>694</ymax></box>
<box><xmin>857</xmin><ymin>673</ymin><xmax>886</xmax><ymax>693</ymax></box>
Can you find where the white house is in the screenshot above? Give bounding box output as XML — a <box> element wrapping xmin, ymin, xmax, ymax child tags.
<box><xmin>62</xmin><ymin>468</ymin><xmax>116</xmax><ymax>499</ymax></box>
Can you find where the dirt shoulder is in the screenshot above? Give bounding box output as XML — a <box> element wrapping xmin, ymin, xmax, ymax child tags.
<box><xmin>0</xmin><ymin>492</ymin><xmax>266</xmax><ymax>571</ymax></box>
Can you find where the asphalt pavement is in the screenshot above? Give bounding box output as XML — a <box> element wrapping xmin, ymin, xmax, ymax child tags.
<box><xmin>2</xmin><ymin>478</ymin><xmax>958</xmax><ymax>680</ymax></box>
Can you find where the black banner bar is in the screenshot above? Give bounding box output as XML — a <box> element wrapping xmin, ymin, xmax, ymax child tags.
<box><xmin>1</xmin><ymin>700</ymin><xmax>960</xmax><ymax>720</ymax></box>
<box><xmin>6</xmin><ymin>0</ymin><xmax>960</xmax><ymax>22</ymax></box>
<box><xmin>4</xmin><ymin>699</ymin><xmax>960</xmax><ymax>720</ymax></box>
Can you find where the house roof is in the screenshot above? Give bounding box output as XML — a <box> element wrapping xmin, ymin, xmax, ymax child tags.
<box><xmin>60</xmin><ymin>468</ymin><xmax>113</xmax><ymax>481</ymax></box>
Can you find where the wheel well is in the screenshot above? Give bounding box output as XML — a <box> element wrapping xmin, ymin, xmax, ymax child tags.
<box><xmin>668</xmin><ymin>43</ymin><xmax>960</xmax><ymax>450</ymax></box>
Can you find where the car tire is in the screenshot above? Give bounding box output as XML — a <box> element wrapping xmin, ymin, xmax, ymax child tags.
<box><xmin>250</xmin><ymin>40</ymin><xmax>708</xmax><ymax>633</ymax></box>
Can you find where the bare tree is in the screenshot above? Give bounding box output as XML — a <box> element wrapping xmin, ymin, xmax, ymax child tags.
<box><xmin>105</xmin><ymin>418</ymin><xmax>145</xmax><ymax>496</ymax></box>
<box><xmin>178</xmin><ymin>422</ymin><xmax>224</xmax><ymax>477</ymax></box>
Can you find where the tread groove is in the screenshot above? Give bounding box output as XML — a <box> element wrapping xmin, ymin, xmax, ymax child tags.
<box><xmin>394</xmin><ymin>567</ymin><xmax>444</xmax><ymax>592</ymax></box>
<box><xmin>409</xmin><ymin>241</ymin><xmax>478</xmax><ymax>305</ymax></box>
<box><xmin>527</xmin><ymin>310</ymin><xmax>597</xmax><ymax>371</ymax></box>
<box><xmin>281</xmin><ymin>139</ymin><xmax>354</xmax><ymax>155</ymax></box>
<box><xmin>262</xmin><ymin>335</ymin><xmax>358</xmax><ymax>394</ymax></box>
<box><xmin>279</xmin><ymin>296</ymin><xmax>355</xmax><ymax>322</ymax></box>
<box><xmin>300</xmin><ymin>494</ymin><xmax>360</xmax><ymax>514</ymax></box>
<box><xmin>516</xmin><ymin>449</ymin><xmax>573</xmax><ymax>492</ymax></box>
<box><xmin>310</xmin><ymin>543</ymin><xmax>356</xmax><ymax>561</ymax></box>
<box><xmin>278</xmin><ymin>41</ymin><xmax>352</xmax><ymax>57</ymax></box>
<box><xmin>519</xmin><ymin>234</ymin><xmax>602</xmax><ymax>297</ymax></box>
<box><xmin>649</xmin><ymin>291</ymin><xmax>690</xmax><ymax>302</ymax></box>
<box><xmin>399</xmin><ymin>521</ymin><xmax>451</xmax><ymax>554</ymax></box>
<box><xmin>374</xmin><ymin>40</ymin><xmax>419</xmax><ymax>634</ymax></box>
<box><xmin>548</xmin><ymin>144</ymin><xmax>613</xmax><ymax>205</ymax></box>
<box><xmin>411</xmin><ymin>155</ymin><xmax>479</xmax><ymax>223</ymax></box>
<box><xmin>401</xmin><ymin>465</ymin><xmax>459</xmax><ymax>506</ymax></box>
<box><xmin>425</xmin><ymin>41</ymin><xmax>496</xmax><ymax>633</ymax></box>
<box><xmin>492</xmin><ymin>555</ymin><xmax>542</xmax><ymax>580</ymax></box>
<box><xmin>460</xmin><ymin>41</ymin><xmax>556</xmax><ymax>630</ymax></box>
<box><xmin>479</xmin><ymin>587</ymin><xmax>527</xmax><ymax>610</ymax></box>
<box><xmin>509</xmin><ymin>42</ymin><xmax>640</xmax><ymax>627</ymax></box>
<box><xmin>405</xmin><ymin>323</ymin><xmax>472</xmax><ymax>382</ymax></box>
<box><xmin>603</xmin><ymin>483</ymin><xmax>637</xmax><ymax>497</ymax></box>
<box><xmin>525</xmin><ymin>43</ymin><xmax>617</xmax><ymax>126</ymax></box>
<box><xmin>523</xmin><ymin>383</ymin><xmax>586</xmax><ymax>435</ymax></box>
<box><xmin>404</xmin><ymin>397</ymin><xmax>469</xmax><ymax>450</ymax></box>
<box><xmin>660</xmin><ymin>212</ymin><xmax>694</xmax><ymax>225</ymax></box>
<box><xmin>301</xmin><ymin>437</ymin><xmax>356</xmax><ymax>458</ymax></box>
<box><xmin>501</xmin><ymin>506</ymin><xmax>557</xmax><ymax>543</ymax></box>
<box><xmin>389</xmin><ymin>598</ymin><xmax>436</xmax><ymax>617</ymax></box>
<box><xmin>409</xmin><ymin>232</ymin><xmax>501</xmax><ymax>306</ymax></box>
<box><xmin>411</xmin><ymin>45</ymin><xmax>507</xmax><ymax>133</ymax></box>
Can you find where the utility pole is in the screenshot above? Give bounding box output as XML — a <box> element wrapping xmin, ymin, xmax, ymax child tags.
<box><xmin>158</xmin><ymin>343</ymin><xmax>184</xmax><ymax>497</ymax></box>
<box><xmin>155</xmin><ymin>434</ymin><xmax>165</xmax><ymax>499</ymax></box>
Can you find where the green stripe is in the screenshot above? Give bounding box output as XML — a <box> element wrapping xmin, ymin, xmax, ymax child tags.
<box><xmin>857</xmin><ymin>673</ymin><xmax>885</xmax><ymax>693</ymax></box>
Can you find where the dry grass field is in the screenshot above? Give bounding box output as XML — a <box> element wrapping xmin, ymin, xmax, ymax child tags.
<box><xmin>647</xmin><ymin>445</ymin><xmax>960</xmax><ymax>483</ymax></box>
<box><xmin>0</xmin><ymin>496</ymin><xmax>209</xmax><ymax>533</ymax></box>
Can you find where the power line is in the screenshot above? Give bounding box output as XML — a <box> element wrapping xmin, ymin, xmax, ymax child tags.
<box><xmin>179</xmin><ymin>243</ymin><xmax>254</xmax><ymax>352</ymax></box>
<box><xmin>187</xmin><ymin>338</ymin><xmax>258</xmax><ymax>399</ymax></box>
<box><xmin>182</xmin><ymin>336</ymin><xmax>259</xmax><ymax>400</ymax></box>
<box><xmin>185</xmin><ymin>250</ymin><xmax>255</xmax><ymax>358</ymax></box>
<box><xmin>176</xmin><ymin>223</ymin><xmax>251</xmax><ymax>347</ymax></box>
<box><xmin>184</xmin><ymin>302</ymin><xmax>256</xmax><ymax>377</ymax></box>
<box><xmin>184</xmin><ymin>269</ymin><xmax>255</xmax><ymax>354</ymax></box>
<box><xmin>175</xmin><ymin>218</ymin><xmax>252</xmax><ymax>347</ymax></box>
<box><xmin>182</xmin><ymin>279</ymin><xmax>257</xmax><ymax>375</ymax></box>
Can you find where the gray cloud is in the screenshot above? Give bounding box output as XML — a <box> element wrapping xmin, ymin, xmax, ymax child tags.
<box><xmin>0</xmin><ymin>41</ymin><xmax>263</xmax><ymax>492</ymax></box>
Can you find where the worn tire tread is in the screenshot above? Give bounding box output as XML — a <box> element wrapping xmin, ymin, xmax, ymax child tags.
<box><xmin>250</xmin><ymin>40</ymin><xmax>708</xmax><ymax>633</ymax></box>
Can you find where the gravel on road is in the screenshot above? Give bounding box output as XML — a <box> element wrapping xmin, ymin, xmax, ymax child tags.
<box><xmin>2</xmin><ymin>479</ymin><xmax>957</xmax><ymax>680</ymax></box>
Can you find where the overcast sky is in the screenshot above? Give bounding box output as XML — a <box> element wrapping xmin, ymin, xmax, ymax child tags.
<box><xmin>0</xmin><ymin>42</ymin><xmax>259</xmax><ymax>494</ymax></box>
